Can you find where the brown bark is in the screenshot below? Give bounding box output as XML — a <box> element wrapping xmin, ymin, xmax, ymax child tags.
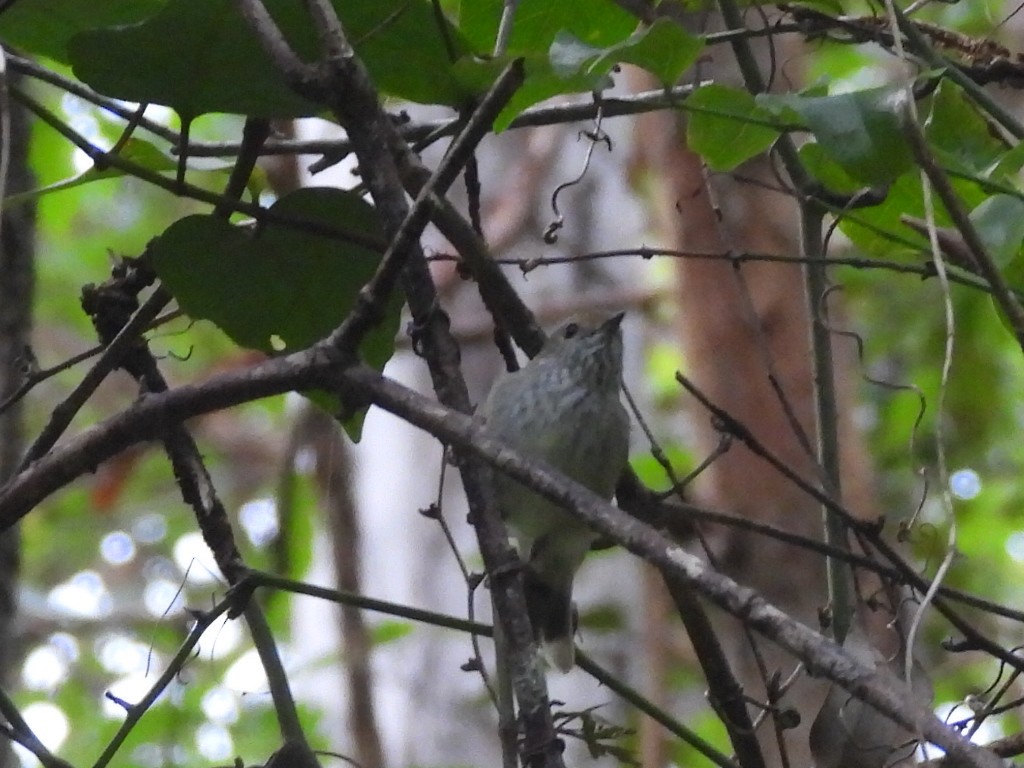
<box><xmin>295</xmin><ymin>406</ymin><xmax>387</xmax><ymax>768</ymax></box>
<box><xmin>0</xmin><ymin>77</ymin><xmax>35</xmax><ymax>768</ymax></box>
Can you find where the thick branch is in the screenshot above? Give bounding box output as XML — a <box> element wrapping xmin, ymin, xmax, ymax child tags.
<box><xmin>0</xmin><ymin>353</ymin><xmax>1004</xmax><ymax>768</ymax></box>
<box><xmin>233</xmin><ymin>3</ymin><xmax>562</xmax><ymax>765</ymax></box>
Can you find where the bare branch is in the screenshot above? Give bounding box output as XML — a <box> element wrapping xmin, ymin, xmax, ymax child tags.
<box><xmin>0</xmin><ymin>350</ymin><xmax>1006</xmax><ymax>768</ymax></box>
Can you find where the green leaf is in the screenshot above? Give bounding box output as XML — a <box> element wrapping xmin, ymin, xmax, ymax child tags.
<box><xmin>69</xmin><ymin>0</ymin><xmax>317</xmax><ymax>119</ymax></box>
<box><xmin>579</xmin><ymin>603</ymin><xmax>625</xmax><ymax>632</ymax></box>
<box><xmin>686</xmin><ymin>85</ymin><xmax>781</xmax><ymax>171</ymax></box>
<box><xmin>458</xmin><ymin>0</ymin><xmax>636</xmax><ymax>54</ymax></box>
<box><xmin>840</xmin><ymin>171</ymin><xmax>935</xmax><ymax>259</ymax></box>
<box><xmin>610</xmin><ymin>18</ymin><xmax>704</xmax><ymax>85</ymax></box>
<box><xmin>794</xmin><ymin>0</ymin><xmax>844</xmax><ymax>10</ymax></box>
<box><xmin>988</xmin><ymin>142</ymin><xmax>1024</xmax><ymax>180</ymax></box>
<box><xmin>549</xmin><ymin>31</ymin><xmax>602</xmax><ymax>78</ymax></box>
<box><xmin>629</xmin><ymin>444</ymin><xmax>694</xmax><ymax>493</ymax></box>
<box><xmin>807</xmin><ymin>148</ymin><xmax>987</xmax><ymax>262</ymax></box>
<box><xmin>0</xmin><ymin>0</ymin><xmax>164</xmax><ymax>62</ymax></box>
<box><xmin>148</xmin><ymin>187</ymin><xmax>401</xmax><ymax>437</ymax></box>
<box><xmin>450</xmin><ymin>54</ymin><xmax>516</xmax><ymax>97</ymax></box>
<box><xmin>493</xmin><ymin>55</ymin><xmax>613</xmax><ymax>131</ymax></box>
<box><xmin>550</xmin><ymin>19</ymin><xmax>703</xmax><ymax>85</ymax></box>
<box><xmin>970</xmin><ymin>195</ymin><xmax>1024</xmax><ymax>267</ymax></box>
<box><xmin>799</xmin><ymin>141</ymin><xmax>863</xmax><ymax>194</ymax></box>
<box><xmin>70</xmin><ymin>0</ymin><xmax>476</xmax><ymax>118</ymax></box>
<box><xmin>925</xmin><ymin>80</ymin><xmax>1007</xmax><ymax>176</ymax></box>
<box><xmin>760</xmin><ymin>86</ymin><xmax>914</xmax><ymax>185</ymax></box>
<box><xmin>461</xmin><ymin>2</ymin><xmax>700</xmax><ymax>128</ymax></box>
<box><xmin>459</xmin><ymin>0</ymin><xmax>649</xmax><ymax>128</ymax></box>
<box><xmin>371</xmin><ymin>620</ymin><xmax>414</xmax><ymax>645</ymax></box>
<box><xmin>974</xmin><ymin>197</ymin><xmax>1024</xmax><ymax>330</ymax></box>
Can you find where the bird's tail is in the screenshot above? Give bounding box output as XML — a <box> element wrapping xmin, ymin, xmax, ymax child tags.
<box><xmin>523</xmin><ymin>570</ymin><xmax>576</xmax><ymax>672</ymax></box>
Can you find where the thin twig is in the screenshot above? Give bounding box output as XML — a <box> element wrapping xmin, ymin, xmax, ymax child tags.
<box><xmin>328</xmin><ymin>58</ymin><xmax>525</xmax><ymax>356</ymax></box>
<box><xmin>178</xmin><ymin>85</ymin><xmax>704</xmax><ymax>160</ymax></box>
<box><xmin>801</xmin><ymin>202</ymin><xmax>853</xmax><ymax>643</ymax></box>
<box><xmin>576</xmin><ymin>651</ymin><xmax>740</xmax><ymax>768</ymax></box>
<box><xmin>0</xmin><ymin>685</ymin><xmax>69</xmax><ymax>768</ymax></box>
<box><xmin>886</xmin><ymin>4</ymin><xmax>960</xmax><ymax>693</ymax></box>
<box><xmin>18</xmin><ymin>286</ymin><xmax>170</xmax><ymax>470</ymax></box>
<box><xmin>9</xmin><ymin>85</ymin><xmax>384</xmax><ymax>250</ymax></box>
<box><xmin>675</xmin><ymin>371</ymin><xmax>1024</xmax><ymax>675</ymax></box>
<box><xmin>93</xmin><ymin>601</ymin><xmax>232</xmax><ymax>768</ymax></box>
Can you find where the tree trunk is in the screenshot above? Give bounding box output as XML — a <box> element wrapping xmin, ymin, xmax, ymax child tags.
<box><xmin>0</xmin><ymin>78</ymin><xmax>36</xmax><ymax>768</ymax></box>
<box><xmin>632</xmin><ymin>62</ymin><xmax>882</xmax><ymax>766</ymax></box>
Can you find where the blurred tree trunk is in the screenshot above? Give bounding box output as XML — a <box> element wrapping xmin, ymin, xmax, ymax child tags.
<box><xmin>0</xmin><ymin>77</ymin><xmax>35</xmax><ymax>768</ymax></box>
<box><xmin>310</xmin><ymin>407</ymin><xmax>387</xmax><ymax>768</ymax></box>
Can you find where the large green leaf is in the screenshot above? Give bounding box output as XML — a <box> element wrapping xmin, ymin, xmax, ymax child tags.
<box><xmin>988</xmin><ymin>142</ymin><xmax>1024</xmax><ymax>181</ymax></box>
<box><xmin>458</xmin><ymin>0</ymin><xmax>636</xmax><ymax>54</ymax></box>
<box><xmin>976</xmin><ymin>196</ymin><xmax>1024</xmax><ymax>316</ymax></box>
<box><xmin>148</xmin><ymin>187</ymin><xmax>402</xmax><ymax>435</ymax></box>
<box><xmin>800</xmin><ymin>143</ymin><xmax>927</xmax><ymax>258</ymax></box>
<box><xmin>549</xmin><ymin>19</ymin><xmax>702</xmax><ymax>85</ymax></box>
<box><xmin>69</xmin><ymin>0</ymin><xmax>477</xmax><ymax>118</ymax></box>
<box><xmin>925</xmin><ymin>80</ymin><xmax>1008</xmax><ymax>176</ymax></box>
<box><xmin>760</xmin><ymin>85</ymin><xmax>914</xmax><ymax>185</ymax></box>
<box><xmin>686</xmin><ymin>84</ymin><xmax>782</xmax><ymax>171</ymax></box>
<box><xmin>69</xmin><ymin>0</ymin><xmax>317</xmax><ymax>119</ymax></box>
<box><xmin>458</xmin><ymin>0</ymin><xmax>653</xmax><ymax>128</ymax></box>
<box><xmin>0</xmin><ymin>0</ymin><xmax>164</xmax><ymax>62</ymax></box>
<box><xmin>971</xmin><ymin>195</ymin><xmax>1024</xmax><ymax>268</ymax></box>
<box><xmin>799</xmin><ymin>140</ymin><xmax>988</xmax><ymax>261</ymax></box>
<box><xmin>149</xmin><ymin>187</ymin><xmax>394</xmax><ymax>355</ymax></box>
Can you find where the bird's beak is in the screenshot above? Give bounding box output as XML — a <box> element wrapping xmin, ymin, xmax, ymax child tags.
<box><xmin>602</xmin><ymin>311</ymin><xmax>625</xmax><ymax>332</ymax></box>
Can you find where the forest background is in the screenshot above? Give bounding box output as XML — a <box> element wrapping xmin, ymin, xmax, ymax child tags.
<box><xmin>0</xmin><ymin>1</ymin><xmax>1023</xmax><ymax>768</ymax></box>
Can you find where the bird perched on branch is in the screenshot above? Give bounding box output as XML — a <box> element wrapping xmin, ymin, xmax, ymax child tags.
<box><xmin>483</xmin><ymin>312</ymin><xmax>630</xmax><ymax>671</ymax></box>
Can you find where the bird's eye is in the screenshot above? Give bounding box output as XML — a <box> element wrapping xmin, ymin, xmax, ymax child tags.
<box><xmin>563</xmin><ymin>322</ymin><xmax>580</xmax><ymax>339</ymax></box>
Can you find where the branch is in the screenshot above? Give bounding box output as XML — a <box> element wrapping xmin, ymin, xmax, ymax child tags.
<box><xmin>76</xmin><ymin>252</ymin><xmax>310</xmax><ymax>753</ymax></box>
<box><xmin>8</xmin><ymin>85</ymin><xmax>384</xmax><ymax>251</ymax></box>
<box><xmin>676</xmin><ymin>372</ymin><xmax>1024</xmax><ymax>674</ymax></box>
<box><xmin>167</xmin><ymin>85</ymin><xmax>704</xmax><ymax>161</ymax></box>
<box><xmin>93</xmin><ymin>594</ymin><xmax>239</xmax><ymax>768</ymax></box>
<box><xmin>19</xmin><ymin>283</ymin><xmax>168</xmax><ymax>470</ymax></box>
<box><xmin>327</xmin><ymin>58</ymin><xmax>525</xmax><ymax>356</ymax></box>
<box><xmin>0</xmin><ymin>352</ymin><xmax>1004</xmax><ymax>768</ymax></box>
<box><xmin>337</xmin><ymin>366</ymin><xmax>1001</xmax><ymax>768</ymax></box>
<box><xmin>0</xmin><ymin>346</ymin><xmax>327</xmax><ymax>526</ymax></box>
<box><xmin>233</xmin><ymin>4</ymin><xmax>563</xmax><ymax>766</ymax></box>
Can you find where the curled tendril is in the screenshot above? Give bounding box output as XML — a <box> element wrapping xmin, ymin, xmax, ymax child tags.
<box><xmin>544</xmin><ymin>98</ymin><xmax>610</xmax><ymax>244</ymax></box>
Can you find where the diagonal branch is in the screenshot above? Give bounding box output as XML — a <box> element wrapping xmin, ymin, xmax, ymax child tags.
<box><xmin>233</xmin><ymin>3</ymin><xmax>563</xmax><ymax>766</ymax></box>
<box><xmin>0</xmin><ymin>348</ymin><xmax>1006</xmax><ymax>768</ymax></box>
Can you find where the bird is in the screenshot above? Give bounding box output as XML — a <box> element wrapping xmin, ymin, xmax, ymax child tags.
<box><xmin>483</xmin><ymin>312</ymin><xmax>630</xmax><ymax>671</ymax></box>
